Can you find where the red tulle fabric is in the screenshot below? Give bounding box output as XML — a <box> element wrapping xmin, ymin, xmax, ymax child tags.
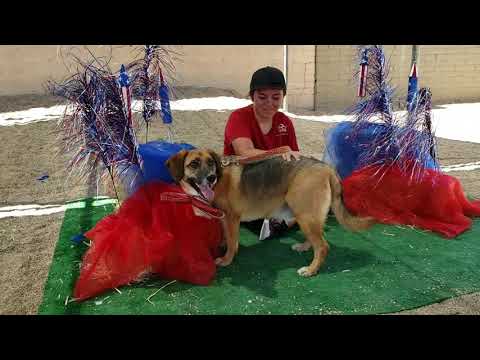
<box><xmin>74</xmin><ymin>182</ymin><xmax>223</xmax><ymax>301</ymax></box>
<box><xmin>342</xmin><ymin>164</ymin><xmax>480</xmax><ymax>238</ymax></box>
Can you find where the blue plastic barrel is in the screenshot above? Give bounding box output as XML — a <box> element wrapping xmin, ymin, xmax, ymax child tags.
<box><xmin>138</xmin><ymin>141</ymin><xmax>196</xmax><ymax>184</ymax></box>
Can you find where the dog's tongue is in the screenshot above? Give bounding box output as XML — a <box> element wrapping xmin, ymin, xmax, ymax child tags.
<box><xmin>198</xmin><ymin>183</ymin><xmax>215</xmax><ymax>202</ymax></box>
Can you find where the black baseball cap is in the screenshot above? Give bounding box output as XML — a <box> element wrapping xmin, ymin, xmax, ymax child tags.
<box><xmin>249</xmin><ymin>66</ymin><xmax>287</xmax><ymax>95</ymax></box>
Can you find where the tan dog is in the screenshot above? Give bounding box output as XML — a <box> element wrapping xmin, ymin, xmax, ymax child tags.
<box><xmin>166</xmin><ymin>149</ymin><xmax>374</xmax><ymax>277</ymax></box>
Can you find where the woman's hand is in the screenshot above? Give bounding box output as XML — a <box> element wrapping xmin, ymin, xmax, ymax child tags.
<box><xmin>281</xmin><ymin>147</ymin><xmax>301</xmax><ymax>162</ymax></box>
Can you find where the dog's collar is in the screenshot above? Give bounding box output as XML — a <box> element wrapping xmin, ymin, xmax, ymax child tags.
<box><xmin>221</xmin><ymin>156</ymin><xmax>240</xmax><ymax>168</ymax></box>
<box><xmin>159</xmin><ymin>191</ymin><xmax>224</xmax><ymax>219</ymax></box>
<box><xmin>221</xmin><ymin>146</ymin><xmax>291</xmax><ymax>168</ymax></box>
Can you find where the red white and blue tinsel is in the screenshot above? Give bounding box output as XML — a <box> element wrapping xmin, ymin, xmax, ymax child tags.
<box><xmin>48</xmin><ymin>46</ymin><xmax>182</xmax><ymax>199</ymax></box>
<box><xmin>128</xmin><ymin>45</ymin><xmax>178</xmax><ymax>142</ymax></box>
<box><xmin>323</xmin><ymin>45</ymin><xmax>480</xmax><ymax>238</ymax></box>
<box><xmin>50</xmin><ymin>47</ymin><xmax>226</xmax><ymax>302</ymax></box>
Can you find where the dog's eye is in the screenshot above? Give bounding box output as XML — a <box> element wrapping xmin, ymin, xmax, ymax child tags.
<box><xmin>207</xmin><ymin>159</ymin><xmax>215</xmax><ymax>167</ymax></box>
<box><xmin>188</xmin><ymin>161</ymin><xmax>200</xmax><ymax>169</ymax></box>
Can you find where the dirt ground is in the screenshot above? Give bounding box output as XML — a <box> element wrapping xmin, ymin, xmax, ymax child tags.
<box><xmin>1</xmin><ymin>87</ymin><xmax>479</xmax><ymax>315</ymax></box>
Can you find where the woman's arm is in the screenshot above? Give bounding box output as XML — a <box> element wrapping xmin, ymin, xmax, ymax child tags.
<box><xmin>231</xmin><ymin>137</ymin><xmax>268</xmax><ymax>157</ymax></box>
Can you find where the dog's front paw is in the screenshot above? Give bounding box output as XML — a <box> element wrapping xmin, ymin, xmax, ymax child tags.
<box><xmin>297</xmin><ymin>266</ymin><xmax>318</xmax><ymax>277</ymax></box>
<box><xmin>215</xmin><ymin>256</ymin><xmax>233</xmax><ymax>267</ymax></box>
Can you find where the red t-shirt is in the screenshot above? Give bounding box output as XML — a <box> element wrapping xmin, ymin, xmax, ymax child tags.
<box><xmin>223</xmin><ymin>105</ymin><xmax>299</xmax><ymax>156</ymax></box>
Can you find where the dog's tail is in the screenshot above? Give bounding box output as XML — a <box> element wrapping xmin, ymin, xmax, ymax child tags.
<box><xmin>329</xmin><ymin>170</ymin><xmax>375</xmax><ymax>232</ymax></box>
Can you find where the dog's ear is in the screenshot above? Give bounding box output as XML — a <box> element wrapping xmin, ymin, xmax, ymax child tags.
<box><xmin>207</xmin><ymin>149</ymin><xmax>223</xmax><ymax>181</ymax></box>
<box><xmin>165</xmin><ymin>150</ymin><xmax>188</xmax><ymax>183</ymax></box>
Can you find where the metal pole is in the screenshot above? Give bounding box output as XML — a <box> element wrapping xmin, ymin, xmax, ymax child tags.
<box><xmin>313</xmin><ymin>45</ymin><xmax>317</xmax><ymax>111</ymax></box>
<box><xmin>411</xmin><ymin>45</ymin><xmax>418</xmax><ymax>66</ymax></box>
<box><xmin>283</xmin><ymin>44</ymin><xmax>288</xmax><ymax>112</ymax></box>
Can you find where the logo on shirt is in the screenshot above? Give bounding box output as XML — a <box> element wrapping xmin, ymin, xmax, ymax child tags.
<box><xmin>277</xmin><ymin>123</ymin><xmax>287</xmax><ymax>134</ymax></box>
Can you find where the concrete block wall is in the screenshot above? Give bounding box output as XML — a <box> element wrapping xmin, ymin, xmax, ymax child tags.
<box><xmin>174</xmin><ymin>45</ymin><xmax>284</xmax><ymax>97</ymax></box>
<box><xmin>0</xmin><ymin>45</ymin><xmax>140</xmax><ymax>96</ymax></box>
<box><xmin>313</xmin><ymin>45</ymin><xmax>480</xmax><ymax>113</ymax></box>
<box><xmin>0</xmin><ymin>45</ymin><xmax>284</xmax><ymax>99</ymax></box>
<box><xmin>285</xmin><ymin>45</ymin><xmax>316</xmax><ymax>112</ymax></box>
<box><xmin>417</xmin><ymin>45</ymin><xmax>480</xmax><ymax>105</ymax></box>
<box><xmin>314</xmin><ymin>45</ymin><xmax>412</xmax><ymax>113</ymax></box>
<box><xmin>1</xmin><ymin>45</ymin><xmax>480</xmax><ymax>112</ymax></box>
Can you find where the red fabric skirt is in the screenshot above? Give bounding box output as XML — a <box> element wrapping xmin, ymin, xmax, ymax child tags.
<box><xmin>342</xmin><ymin>164</ymin><xmax>480</xmax><ymax>238</ymax></box>
<box><xmin>73</xmin><ymin>182</ymin><xmax>223</xmax><ymax>301</ymax></box>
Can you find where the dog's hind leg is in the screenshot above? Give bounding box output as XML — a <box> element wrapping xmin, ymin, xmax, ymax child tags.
<box><xmin>294</xmin><ymin>217</ymin><xmax>329</xmax><ymax>277</ymax></box>
<box><xmin>286</xmin><ymin>174</ymin><xmax>331</xmax><ymax>277</ymax></box>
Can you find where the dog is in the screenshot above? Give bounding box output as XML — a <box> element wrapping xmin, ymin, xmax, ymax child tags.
<box><xmin>166</xmin><ymin>149</ymin><xmax>375</xmax><ymax>277</ymax></box>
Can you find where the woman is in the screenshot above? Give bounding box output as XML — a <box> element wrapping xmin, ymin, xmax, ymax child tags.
<box><xmin>223</xmin><ymin>66</ymin><xmax>300</xmax><ymax>239</ymax></box>
<box><xmin>224</xmin><ymin>66</ymin><xmax>300</xmax><ymax>160</ymax></box>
